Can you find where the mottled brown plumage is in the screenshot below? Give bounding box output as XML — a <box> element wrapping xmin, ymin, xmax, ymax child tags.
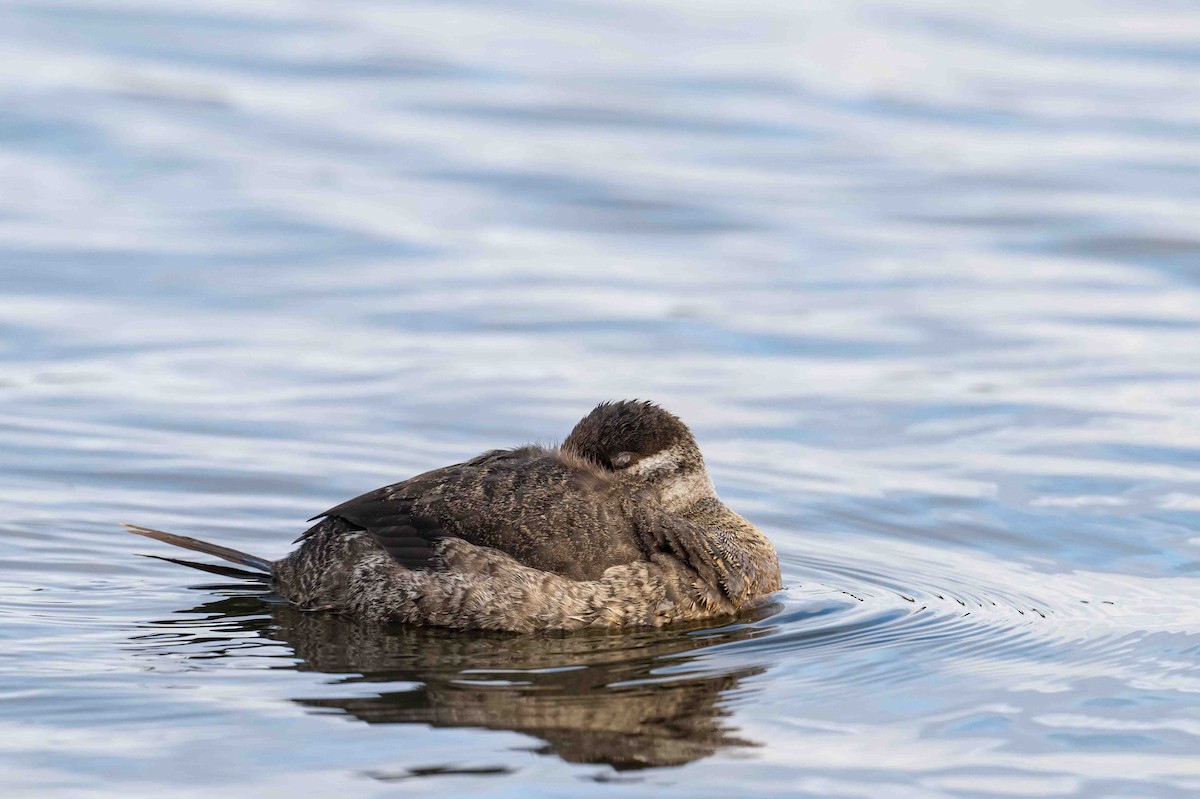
<box><xmin>129</xmin><ymin>400</ymin><xmax>782</xmax><ymax>632</ymax></box>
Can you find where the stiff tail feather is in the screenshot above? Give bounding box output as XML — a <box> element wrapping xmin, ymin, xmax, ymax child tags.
<box><xmin>124</xmin><ymin>524</ymin><xmax>274</xmax><ymax>578</ymax></box>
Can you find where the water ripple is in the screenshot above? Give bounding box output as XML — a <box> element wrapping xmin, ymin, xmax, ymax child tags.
<box><xmin>3</xmin><ymin>0</ymin><xmax>1200</xmax><ymax>796</ymax></box>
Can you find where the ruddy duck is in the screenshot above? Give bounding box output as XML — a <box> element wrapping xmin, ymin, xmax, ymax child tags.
<box><xmin>128</xmin><ymin>400</ymin><xmax>781</xmax><ymax>632</ymax></box>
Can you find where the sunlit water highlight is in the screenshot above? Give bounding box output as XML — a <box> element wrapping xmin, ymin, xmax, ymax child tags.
<box><xmin>1</xmin><ymin>0</ymin><xmax>1199</xmax><ymax>797</ymax></box>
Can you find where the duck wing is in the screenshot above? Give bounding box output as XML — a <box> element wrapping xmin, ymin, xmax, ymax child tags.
<box><xmin>631</xmin><ymin>500</ymin><xmax>782</xmax><ymax>606</ymax></box>
<box><xmin>305</xmin><ymin>447</ymin><xmax>643</xmax><ymax>580</ymax></box>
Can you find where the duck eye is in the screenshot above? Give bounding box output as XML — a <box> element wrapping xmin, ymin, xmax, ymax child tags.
<box><xmin>610</xmin><ymin>451</ymin><xmax>634</xmax><ymax>469</ymax></box>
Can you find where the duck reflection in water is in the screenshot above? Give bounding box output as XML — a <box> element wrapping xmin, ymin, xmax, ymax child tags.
<box><xmin>143</xmin><ymin>591</ymin><xmax>781</xmax><ymax>770</ymax></box>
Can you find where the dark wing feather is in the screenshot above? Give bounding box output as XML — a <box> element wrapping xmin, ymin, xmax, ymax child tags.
<box><xmin>304</xmin><ymin>447</ymin><xmax>643</xmax><ymax>579</ymax></box>
<box><xmin>357</xmin><ymin>520</ymin><xmax>443</xmax><ymax>569</ymax></box>
<box><xmin>304</xmin><ymin>479</ymin><xmax>454</xmax><ymax>571</ymax></box>
<box><xmin>305</xmin><ymin>449</ymin><xmax>526</xmax><ymax>528</ymax></box>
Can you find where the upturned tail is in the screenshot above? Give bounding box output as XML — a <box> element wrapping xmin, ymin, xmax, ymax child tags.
<box><xmin>124</xmin><ymin>524</ymin><xmax>273</xmax><ymax>581</ymax></box>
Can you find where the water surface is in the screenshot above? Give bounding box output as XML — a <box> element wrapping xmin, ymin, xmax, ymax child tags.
<box><xmin>2</xmin><ymin>1</ymin><xmax>1199</xmax><ymax>796</ymax></box>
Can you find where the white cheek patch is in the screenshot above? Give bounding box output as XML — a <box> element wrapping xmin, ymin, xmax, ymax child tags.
<box><xmin>627</xmin><ymin>447</ymin><xmax>679</xmax><ymax>476</ymax></box>
<box><xmin>630</xmin><ymin>445</ymin><xmax>716</xmax><ymax>511</ymax></box>
<box><xmin>660</xmin><ymin>472</ymin><xmax>717</xmax><ymax>510</ymax></box>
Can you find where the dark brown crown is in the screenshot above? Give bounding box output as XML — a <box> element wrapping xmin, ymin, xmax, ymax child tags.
<box><xmin>562</xmin><ymin>400</ymin><xmax>696</xmax><ymax>471</ymax></box>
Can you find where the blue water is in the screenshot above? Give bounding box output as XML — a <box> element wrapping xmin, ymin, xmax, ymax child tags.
<box><xmin>2</xmin><ymin>1</ymin><xmax>1199</xmax><ymax>796</ymax></box>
